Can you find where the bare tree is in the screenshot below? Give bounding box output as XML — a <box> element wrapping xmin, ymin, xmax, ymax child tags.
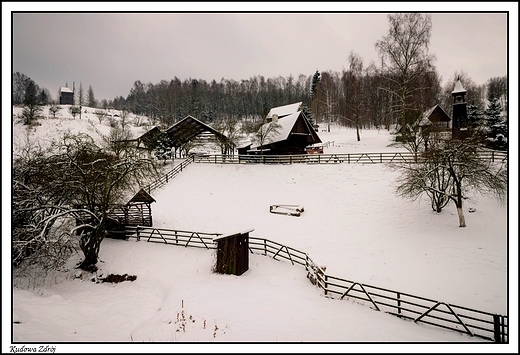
<box><xmin>100</xmin><ymin>125</ymin><xmax>135</xmax><ymax>159</ymax></box>
<box><xmin>69</xmin><ymin>105</ymin><xmax>80</xmax><ymax>119</ymax></box>
<box><xmin>12</xmin><ymin>137</ymin><xmax>97</xmax><ymax>274</ymax></box>
<box><xmin>375</xmin><ymin>13</ymin><xmax>436</xmax><ymax>132</ymax></box>
<box><xmin>94</xmin><ymin>109</ymin><xmax>106</xmax><ymax>123</ymax></box>
<box><xmin>394</xmin><ymin>139</ymin><xmax>507</xmax><ymax>227</ymax></box>
<box><xmin>250</xmin><ymin>119</ymin><xmax>281</xmax><ymax>153</ymax></box>
<box><xmin>12</xmin><ymin>133</ymin><xmax>161</xmax><ymax>272</ymax></box>
<box><xmin>342</xmin><ymin>52</ymin><xmax>365</xmax><ymax>141</ymax></box>
<box><xmin>48</xmin><ymin>103</ymin><xmax>61</xmax><ymax>118</ymax></box>
<box><xmin>211</xmin><ymin>116</ymin><xmax>242</xmax><ymax>155</ymax></box>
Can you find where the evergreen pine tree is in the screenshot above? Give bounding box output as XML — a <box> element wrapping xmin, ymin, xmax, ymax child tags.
<box><xmin>301</xmin><ymin>105</ymin><xmax>315</xmax><ymax>126</ymax></box>
<box><xmin>88</xmin><ymin>85</ymin><xmax>97</xmax><ymax>107</ymax></box>
<box><xmin>484</xmin><ymin>97</ymin><xmax>507</xmax><ymax>150</ymax></box>
<box><xmin>467</xmin><ymin>102</ymin><xmax>486</xmax><ymax>143</ymax></box>
<box><xmin>24</xmin><ymin>80</ymin><xmax>38</xmax><ymax>106</ymax></box>
<box><xmin>310</xmin><ymin>69</ymin><xmax>321</xmax><ymax>97</ymax></box>
<box><xmin>21</xmin><ymin>79</ymin><xmax>42</xmax><ymax>125</ymax></box>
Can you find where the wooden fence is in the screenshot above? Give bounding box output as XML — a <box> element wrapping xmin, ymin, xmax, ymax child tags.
<box><xmin>191</xmin><ymin>150</ymin><xmax>507</xmax><ymax>165</ymax></box>
<box><xmin>125</xmin><ymin>225</ymin><xmax>220</xmax><ymax>249</ymax></box>
<box><xmin>124</xmin><ymin>226</ymin><xmax>508</xmax><ymax>343</ymax></box>
<box><xmin>143</xmin><ymin>156</ymin><xmax>194</xmax><ymax>194</ymax></box>
<box><xmin>139</xmin><ymin>150</ymin><xmax>506</xmax><ymax>197</ymax></box>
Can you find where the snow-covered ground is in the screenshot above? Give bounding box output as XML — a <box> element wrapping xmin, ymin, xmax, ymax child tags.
<box><xmin>6</xmin><ymin>108</ymin><xmax>517</xmax><ymax>353</ymax></box>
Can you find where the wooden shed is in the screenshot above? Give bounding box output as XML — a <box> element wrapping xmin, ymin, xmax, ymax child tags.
<box><xmin>105</xmin><ymin>189</ymin><xmax>156</xmax><ymax>239</ymax></box>
<box><xmin>123</xmin><ymin>188</ymin><xmax>156</xmax><ymax>226</ymax></box>
<box><xmin>213</xmin><ymin>229</ymin><xmax>254</xmax><ymax>276</ymax></box>
<box><xmin>59</xmin><ymin>86</ymin><xmax>74</xmax><ymax>105</ymax></box>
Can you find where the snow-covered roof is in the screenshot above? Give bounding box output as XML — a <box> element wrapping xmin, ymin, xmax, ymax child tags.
<box><xmin>60</xmin><ymin>86</ymin><xmax>73</xmax><ymax>93</ymax></box>
<box><xmin>452</xmin><ymin>78</ymin><xmax>466</xmax><ymax>94</ymax></box>
<box><xmin>251</xmin><ymin>111</ymin><xmax>300</xmax><ymax>149</ymax></box>
<box><xmin>422</xmin><ymin>104</ymin><xmax>451</xmax><ymax>123</ymax></box>
<box><xmin>266</xmin><ymin>102</ymin><xmax>302</xmax><ymax>119</ymax></box>
<box><xmin>419</xmin><ymin>117</ymin><xmax>433</xmax><ymax>127</ymax></box>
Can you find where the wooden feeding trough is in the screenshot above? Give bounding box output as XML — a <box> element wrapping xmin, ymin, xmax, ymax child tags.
<box><xmin>269</xmin><ymin>204</ymin><xmax>304</xmax><ymax>217</ymax></box>
<box><xmin>213</xmin><ymin>229</ymin><xmax>254</xmax><ymax>276</ymax></box>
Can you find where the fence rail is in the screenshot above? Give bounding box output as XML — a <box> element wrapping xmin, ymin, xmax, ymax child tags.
<box><xmin>125</xmin><ymin>225</ymin><xmax>220</xmax><ymax>249</ymax></box>
<box><xmin>123</xmin><ymin>226</ymin><xmax>507</xmax><ymax>343</ymax></box>
<box><xmin>143</xmin><ymin>156</ymin><xmax>194</xmax><ymax>194</ymax></box>
<box><xmin>192</xmin><ymin>150</ymin><xmax>507</xmax><ymax>165</ymax></box>
<box><xmin>140</xmin><ymin>150</ymin><xmax>506</xmax><ymax>195</ymax></box>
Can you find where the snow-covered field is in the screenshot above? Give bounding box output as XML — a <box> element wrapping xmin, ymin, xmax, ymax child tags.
<box><xmin>6</xmin><ymin>108</ymin><xmax>517</xmax><ymax>353</ymax></box>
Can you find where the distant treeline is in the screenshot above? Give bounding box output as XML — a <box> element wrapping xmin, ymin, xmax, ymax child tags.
<box><xmin>110</xmin><ymin>71</ymin><xmax>508</xmax><ymax>130</ymax></box>
<box><xmin>13</xmin><ymin>70</ymin><xmax>507</xmax><ymax>130</ymax></box>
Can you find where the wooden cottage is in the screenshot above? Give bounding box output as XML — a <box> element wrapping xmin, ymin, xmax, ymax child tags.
<box><xmin>246</xmin><ymin>106</ymin><xmax>322</xmax><ymax>155</ymax></box>
<box><xmin>59</xmin><ymin>86</ymin><xmax>74</xmax><ymax>105</ymax></box>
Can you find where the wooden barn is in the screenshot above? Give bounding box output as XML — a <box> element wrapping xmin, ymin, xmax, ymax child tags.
<box><xmin>166</xmin><ymin>115</ymin><xmax>230</xmax><ymax>157</ymax></box>
<box><xmin>244</xmin><ymin>103</ymin><xmax>322</xmax><ymax>155</ymax></box>
<box><xmin>59</xmin><ymin>86</ymin><xmax>74</xmax><ymax>105</ymax></box>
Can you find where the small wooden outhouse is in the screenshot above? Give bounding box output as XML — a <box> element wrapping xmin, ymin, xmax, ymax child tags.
<box><xmin>213</xmin><ymin>229</ymin><xmax>254</xmax><ymax>276</ymax></box>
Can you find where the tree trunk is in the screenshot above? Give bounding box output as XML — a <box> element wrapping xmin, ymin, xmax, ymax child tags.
<box><xmin>455</xmin><ymin>181</ymin><xmax>466</xmax><ymax>227</ymax></box>
<box><xmin>78</xmin><ymin>218</ymin><xmax>107</xmax><ymax>271</ymax></box>
<box><xmin>456</xmin><ymin>206</ymin><xmax>466</xmax><ymax>228</ymax></box>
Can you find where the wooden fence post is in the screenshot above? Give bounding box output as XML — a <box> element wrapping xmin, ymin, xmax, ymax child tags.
<box><xmin>397</xmin><ymin>292</ymin><xmax>401</xmax><ymax>316</ymax></box>
<box><xmin>324</xmin><ymin>274</ymin><xmax>328</xmax><ymax>296</ymax></box>
<box><xmin>493</xmin><ymin>314</ymin><xmax>503</xmax><ymax>343</ymax></box>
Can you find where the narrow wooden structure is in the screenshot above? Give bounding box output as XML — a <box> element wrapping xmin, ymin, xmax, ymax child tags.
<box><xmin>59</xmin><ymin>86</ymin><xmax>74</xmax><ymax>105</ymax></box>
<box><xmin>213</xmin><ymin>229</ymin><xmax>254</xmax><ymax>276</ymax></box>
<box><xmin>269</xmin><ymin>204</ymin><xmax>304</xmax><ymax>217</ymax></box>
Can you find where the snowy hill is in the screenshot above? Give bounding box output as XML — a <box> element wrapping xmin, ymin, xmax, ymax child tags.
<box><xmin>8</xmin><ymin>108</ymin><xmax>514</xmax><ymax>351</ymax></box>
<box><xmin>12</xmin><ymin>105</ymin><xmax>153</xmax><ymax>155</ymax></box>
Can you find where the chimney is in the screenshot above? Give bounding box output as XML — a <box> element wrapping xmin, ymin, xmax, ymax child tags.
<box><xmin>272</xmin><ymin>114</ymin><xmax>278</xmax><ymax>123</ymax></box>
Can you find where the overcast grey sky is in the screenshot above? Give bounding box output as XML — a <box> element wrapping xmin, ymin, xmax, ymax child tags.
<box><xmin>6</xmin><ymin>3</ymin><xmax>515</xmax><ymax>102</ymax></box>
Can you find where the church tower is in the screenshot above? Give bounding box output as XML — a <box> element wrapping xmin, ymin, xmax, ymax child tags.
<box><xmin>451</xmin><ymin>76</ymin><xmax>469</xmax><ymax>139</ymax></box>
